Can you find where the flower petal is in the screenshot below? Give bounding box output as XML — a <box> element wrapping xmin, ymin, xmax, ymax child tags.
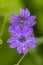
<box><xmin>28</xmin><ymin>43</ymin><xmax>36</xmax><ymax>48</ymax></box>
<box><xmin>10</xmin><ymin>19</ymin><xmax>18</xmax><ymax>25</ymax></box>
<box><xmin>22</xmin><ymin>45</ymin><xmax>28</xmax><ymax>54</ymax></box>
<box><xmin>8</xmin><ymin>25</ymin><xmax>21</xmax><ymax>37</ymax></box>
<box><xmin>22</xmin><ymin>25</ymin><xmax>29</xmax><ymax>34</ymax></box>
<box><xmin>25</xmin><ymin>8</ymin><xmax>30</xmax><ymax>18</ymax></box>
<box><xmin>12</xmin><ymin>14</ymin><xmax>19</xmax><ymax>19</ymax></box>
<box><xmin>20</xmin><ymin>8</ymin><xmax>25</xmax><ymax>18</ymax></box>
<box><xmin>26</xmin><ymin>28</ymin><xmax>33</xmax><ymax>37</ymax></box>
<box><xmin>28</xmin><ymin>37</ymin><xmax>38</xmax><ymax>43</ymax></box>
<box><xmin>28</xmin><ymin>16</ymin><xmax>36</xmax><ymax>26</ymax></box>
<box><xmin>27</xmin><ymin>37</ymin><xmax>37</xmax><ymax>48</ymax></box>
<box><xmin>25</xmin><ymin>16</ymin><xmax>36</xmax><ymax>26</ymax></box>
<box><xmin>30</xmin><ymin>21</ymin><xmax>36</xmax><ymax>26</ymax></box>
<box><xmin>22</xmin><ymin>25</ymin><xmax>33</xmax><ymax>36</ymax></box>
<box><xmin>17</xmin><ymin>45</ymin><xmax>22</xmax><ymax>54</ymax></box>
<box><xmin>7</xmin><ymin>37</ymin><xmax>17</xmax><ymax>44</ymax></box>
<box><xmin>10</xmin><ymin>14</ymin><xmax>19</xmax><ymax>24</ymax></box>
<box><xmin>8</xmin><ymin>26</ymin><xmax>17</xmax><ymax>36</ymax></box>
<box><xmin>9</xmin><ymin>43</ymin><xmax>18</xmax><ymax>48</ymax></box>
<box><xmin>28</xmin><ymin>16</ymin><xmax>36</xmax><ymax>21</ymax></box>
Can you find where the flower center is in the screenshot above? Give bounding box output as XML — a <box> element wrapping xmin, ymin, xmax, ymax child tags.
<box><xmin>19</xmin><ymin>19</ymin><xmax>24</xmax><ymax>24</ymax></box>
<box><xmin>19</xmin><ymin>36</ymin><xmax>26</xmax><ymax>43</ymax></box>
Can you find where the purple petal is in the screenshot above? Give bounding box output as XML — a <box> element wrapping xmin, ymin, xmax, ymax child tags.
<box><xmin>22</xmin><ymin>45</ymin><xmax>28</xmax><ymax>54</ymax></box>
<box><xmin>29</xmin><ymin>16</ymin><xmax>36</xmax><ymax>26</ymax></box>
<box><xmin>10</xmin><ymin>19</ymin><xmax>18</xmax><ymax>25</ymax></box>
<box><xmin>27</xmin><ymin>37</ymin><xmax>37</xmax><ymax>48</ymax></box>
<box><xmin>26</xmin><ymin>16</ymin><xmax>36</xmax><ymax>26</ymax></box>
<box><xmin>28</xmin><ymin>37</ymin><xmax>38</xmax><ymax>43</ymax></box>
<box><xmin>25</xmin><ymin>8</ymin><xmax>30</xmax><ymax>18</ymax></box>
<box><xmin>28</xmin><ymin>16</ymin><xmax>36</xmax><ymax>21</ymax></box>
<box><xmin>17</xmin><ymin>45</ymin><xmax>22</xmax><ymax>54</ymax></box>
<box><xmin>22</xmin><ymin>25</ymin><xmax>28</xmax><ymax>34</ymax></box>
<box><xmin>30</xmin><ymin>21</ymin><xmax>36</xmax><ymax>26</ymax></box>
<box><xmin>10</xmin><ymin>14</ymin><xmax>19</xmax><ymax>24</ymax></box>
<box><xmin>9</xmin><ymin>43</ymin><xmax>18</xmax><ymax>48</ymax></box>
<box><xmin>8</xmin><ymin>25</ymin><xmax>21</xmax><ymax>37</ymax></box>
<box><xmin>7</xmin><ymin>37</ymin><xmax>17</xmax><ymax>44</ymax></box>
<box><xmin>28</xmin><ymin>43</ymin><xmax>36</xmax><ymax>48</ymax></box>
<box><xmin>20</xmin><ymin>8</ymin><xmax>25</xmax><ymax>18</ymax></box>
<box><xmin>22</xmin><ymin>25</ymin><xmax>33</xmax><ymax>36</ymax></box>
<box><xmin>8</xmin><ymin>26</ymin><xmax>17</xmax><ymax>36</ymax></box>
<box><xmin>26</xmin><ymin>28</ymin><xmax>33</xmax><ymax>37</ymax></box>
<box><xmin>12</xmin><ymin>14</ymin><xmax>19</xmax><ymax>19</ymax></box>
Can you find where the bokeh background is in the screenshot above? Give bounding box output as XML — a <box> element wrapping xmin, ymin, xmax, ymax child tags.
<box><xmin>0</xmin><ymin>0</ymin><xmax>43</xmax><ymax>65</ymax></box>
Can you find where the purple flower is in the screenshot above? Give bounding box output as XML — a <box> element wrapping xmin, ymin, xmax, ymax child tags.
<box><xmin>7</xmin><ymin>25</ymin><xmax>37</xmax><ymax>54</ymax></box>
<box><xmin>10</xmin><ymin>8</ymin><xmax>36</xmax><ymax>27</ymax></box>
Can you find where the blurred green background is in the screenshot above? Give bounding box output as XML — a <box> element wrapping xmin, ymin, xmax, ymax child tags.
<box><xmin>0</xmin><ymin>0</ymin><xmax>43</xmax><ymax>65</ymax></box>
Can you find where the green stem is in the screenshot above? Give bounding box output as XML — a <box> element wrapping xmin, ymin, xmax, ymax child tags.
<box><xmin>0</xmin><ymin>17</ymin><xmax>6</xmax><ymax>38</ymax></box>
<box><xmin>14</xmin><ymin>49</ymin><xmax>31</xmax><ymax>65</ymax></box>
<box><xmin>14</xmin><ymin>54</ymin><xmax>26</xmax><ymax>65</ymax></box>
<box><xmin>17</xmin><ymin>54</ymin><xmax>26</xmax><ymax>65</ymax></box>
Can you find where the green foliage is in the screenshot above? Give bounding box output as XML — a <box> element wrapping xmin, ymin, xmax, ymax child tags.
<box><xmin>0</xmin><ymin>0</ymin><xmax>24</xmax><ymax>14</ymax></box>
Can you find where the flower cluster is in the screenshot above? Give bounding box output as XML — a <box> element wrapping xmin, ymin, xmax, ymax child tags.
<box><xmin>7</xmin><ymin>8</ymin><xmax>37</xmax><ymax>54</ymax></box>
